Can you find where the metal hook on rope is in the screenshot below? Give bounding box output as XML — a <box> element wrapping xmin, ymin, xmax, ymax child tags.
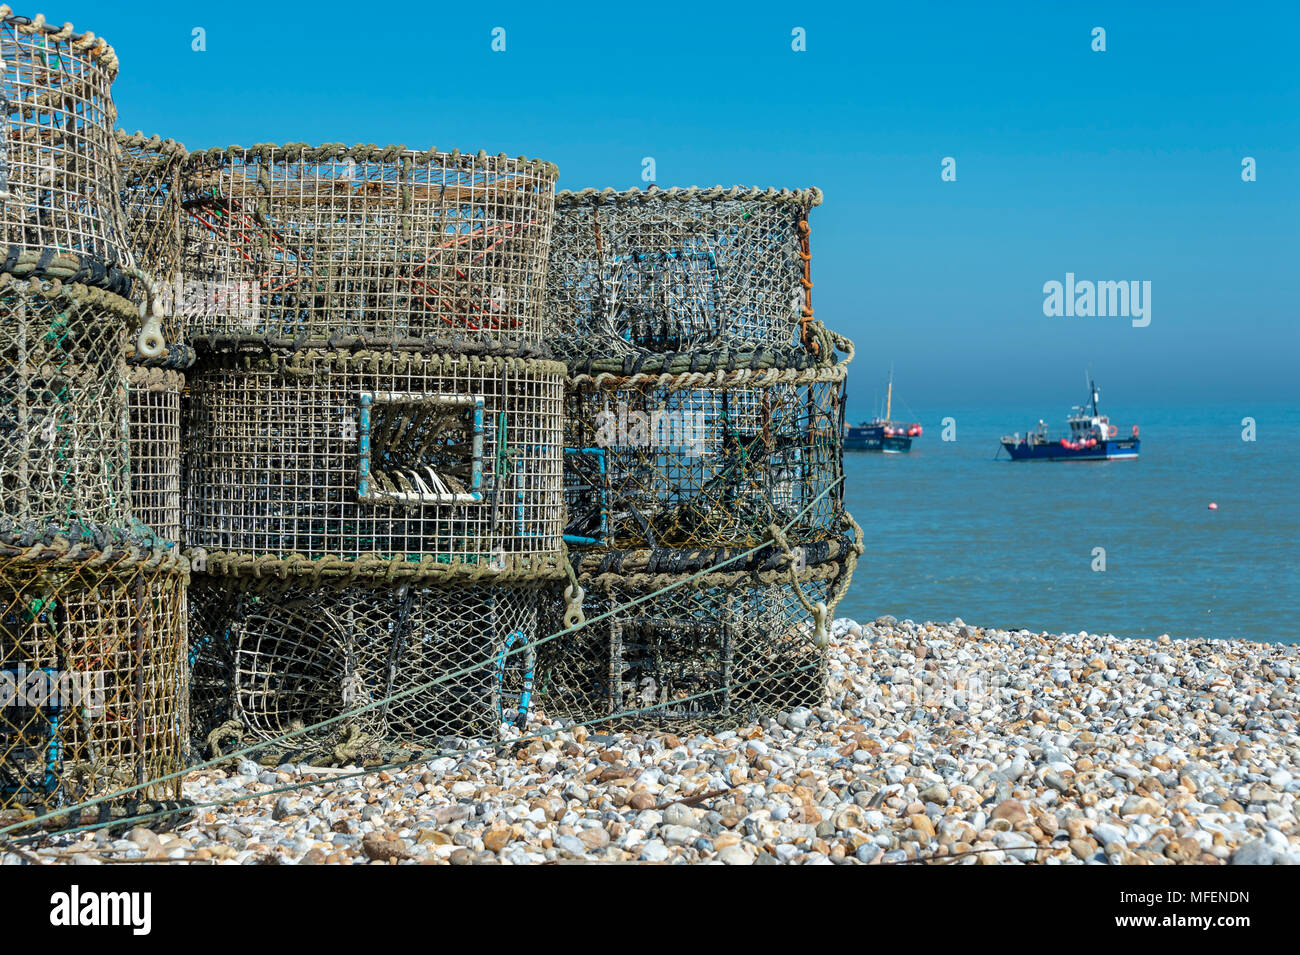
<box><xmin>562</xmin><ymin>550</ymin><xmax>587</xmax><ymax>630</ymax></box>
<box><xmin>563</xmin><ymin>584</ymin><xmax>586</xmax><ymax>630</ymax></box>
<box><xmin>123</xmin><ymin>267</ymin><xmax>167</xmax><ymax>360</ymax></box>
<box><xmin>812</xmin><ymin>601</ymin><xmax>829</xmax><ymax>648</ymax></box>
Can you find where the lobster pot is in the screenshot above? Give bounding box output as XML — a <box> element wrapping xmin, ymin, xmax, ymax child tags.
<box><xmin>547</xmin><ymin>187</ymin><xmax>821</xmax><ymax>353</ymax></box>
<box><xmin>127</xmin><ymin>367</ymin><xmax>182</xmax><ymax>544</ymax></box>
<box><xmin>115</xmin><ymin>131</ymin><xmax>189</xmax><ymax>366</ymax></box>
<box><xmin>563</xmin><ymin>369</ymin><xmax>845</xmax><ymax>552</ymax></box>
<box><xmin>0</xmin><ymin>10</ymin><xmax>133</xmax><ymax>292</ymax></box>
<box><xmin>0</xmin><ymin>550</ymin><xmax>187</xmax><ymax>813</ymax></box>
<box><xmin>535</xmin><ymin>556</ymin><xmax>851</xmax><ymax>731</ymax></box>
<box><xmin>180</xmin><ymin>144</ymin><xmax>557</xmax><ymax>354</ymax></box>
<box><xmin>189</xmin><ymin>578</ymin><xmax>542</xmax><ymax>749</ymax></box>
<box><xmin>0</xmin><ymin>274</ymin><xmax>132</xmax><ymax>540</ymax></box>
<box><xmin>184</xmin><ymin>351</ymin><xmax>565</xmax><ymax>575</ymax></box>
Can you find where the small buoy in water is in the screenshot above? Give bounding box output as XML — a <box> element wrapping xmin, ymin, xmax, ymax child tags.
<box><xmin>1208</xmin><ymin>502</ymin><xmax>1218</xmax><ymax>510</ymax></box>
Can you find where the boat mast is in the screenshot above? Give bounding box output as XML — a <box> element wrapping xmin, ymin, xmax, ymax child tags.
<box><xmin>886</xmin><ymin>363</ymin><xmax>893</xmax><ymax>422</ymax></box>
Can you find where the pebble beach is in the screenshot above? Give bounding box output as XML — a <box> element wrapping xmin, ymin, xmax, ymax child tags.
<box><xmin>10</xmin><ymin>617</ymin><xmax>1299</xmax><ymax>866</ymax></box>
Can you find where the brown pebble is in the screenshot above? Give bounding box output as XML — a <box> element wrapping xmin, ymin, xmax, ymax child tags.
<box><xmin>991</xmin><ymin>799</ymin><xmax>1028</xmax><ymax>825</ymax></box>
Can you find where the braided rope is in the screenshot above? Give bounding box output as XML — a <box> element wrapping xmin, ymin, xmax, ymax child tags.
<box><xmin>0</xmin><ymin>271</ymin><xmax>138</xmax><ymax>320</ymax></box>
<box><xmin>185</xmin><ymin>142</ymin><xmax>557</xmax><ymax>180</ymax></box>
<box><xmin>556</xmin><ymin>185</ymin><xmax>823</xmax><ymax>206</ymax></box>
<box><xmin>203</xmin><ymin>345</ymin><xmax>566</xmax><ymax>379</ymax></box>
<box><xmin>0</xmin><ymin>6</ymin><xmax>119</xmax><ymax>76</ymax></box>
<box><xmin>193</xmin><ymin>550</ymin><xmax>565</xmax><ymax>588</ymax></box>
<box><xmin>0</xmin><ymin>539</ymin><xmax>189</xmax><ymax>579</ymax></box>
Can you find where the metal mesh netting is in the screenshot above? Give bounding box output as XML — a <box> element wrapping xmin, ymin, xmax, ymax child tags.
<box><xmin>115</xmin><ymin>131</ymin><xmax>189</xmax><ymax>366</ymax></box>
<box><xmin>534</xmin><ymin>563</ymin><xmax>844</xmax><ymax>731</ymax></box>
<box><xmin>126</xmin><ymin>367</ymin><xmax>182</xmax><ymax>545</ymax></box>
<box><xmin>0</xmin><ymin>550</ymin><xmax>187</xmax><ymax>812</ymax></box>
<box><xmin>563</xmin><ymin>374</ymin><xmax>845</xmax><ymax>551</ymax></box>
<box><xmin>546</xmin><ymin>187</ymin><xmax>821</xmax><ymax>354</ymax></box>
<box><xmin>183</xmin><ymin>350</ymin><xmax>565</xmax><ymax>576</ymax></box>
<box><xmin>189</xmin><ymin>579</ymin><xmax>540</xmax><ymax>749</ymax></box>
<box><xmin>0</xmin><ymin>273</ymin><xmax>133</xmax><ymax>540</ymax></box>
<box><xmin>0</xmin><ymin>9</ymin><xmax>133</xmax><ymax>293</ymax></box>
<box><xmin>179</xmin><ymin>144</ymin><xmax>557</xmax><ymax>354</ymax></box>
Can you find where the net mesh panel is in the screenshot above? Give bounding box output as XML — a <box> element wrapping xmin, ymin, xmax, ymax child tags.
<box><xmin>535</xmin><ymin>571</ymin><xmax>833</xmax><ymax>732</ymax></box>
<box><xmin>183</xmin><ymin>351</ymin><xmax>564</xmax><ymax>566</ymax></box>
<box><xmin>115</xmin><ymin>132</ymin><xmax>187</xmax><ymax>360</ymax></box>
<box><xmin>179</xmin><ymin>145</ymin><xmax>556</xmax><ymax>353</ymax></box>
<box><xmin>547</xmin><ymin>187</ymin><xmax>820</xmax><ymax>353</ymax></box>
<box><xmin>127</xmin><ymin>367</ymin><xmax>182</xmax><ymax>545</ymax></box>
<box><xmin>189</xmin><ymin>579</ymin><xmax>539</xmax><ymax>748</ymax></box>
<box><xmin>564</xmin><ymin>377</ymin><xmax>844</xmax><ymax>550</ymax></box>
<box><xmin>0</xmin><ymin>13</ymin><xmax>132</xmax><ymax>286</ymax></box>
<box><xmin>0</xmin><ymin>554</ymin><xmax>187</xmax><ymax>812</ymax></box>
<box><xmin>0</xmin><ymin>274</ymin><xmax>132</xmax><ymax>539</ymax></box>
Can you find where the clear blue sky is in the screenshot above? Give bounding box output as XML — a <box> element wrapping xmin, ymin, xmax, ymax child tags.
<box><xmin>83</xmin><ymin>1</ymin><xmax>1298</xmax><ymax>411</ymax></box>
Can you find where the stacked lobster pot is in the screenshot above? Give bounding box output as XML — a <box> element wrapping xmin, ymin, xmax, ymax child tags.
<box><xmin>116</xmin><ymin>132</ymin><xmax>190</xmax><ymax>546</ymax></box>
<box><xmin>0</xmin><ymin>9</ymin><xmax>187</xmax><ymax>815</ymax></box>
<box><xmin>539</xmin><ymin>186</ymin><xmax>861</xmax><ymax>730</ymax></box>
<box><xmin>179</xmin><ymin>144</ymin><xmax>565</xmax><ymax>758</ymax></box>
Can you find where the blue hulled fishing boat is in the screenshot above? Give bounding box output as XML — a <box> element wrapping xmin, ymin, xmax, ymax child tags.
<box><xmin>846</xmin><ymin>368</ymin><xmax>922</xmax><ymax>453</ymax></box>
<box><xmin>1000</xmin><ymin>380</ymin><xmax>1140</xmax><ymax>461</ymax></box>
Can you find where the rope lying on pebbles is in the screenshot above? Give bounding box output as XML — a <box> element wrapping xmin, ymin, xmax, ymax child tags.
<box><xmin>8</xmin><ymin>618</ymin><xmax>1297</xmax><ymax>866</ymax></box>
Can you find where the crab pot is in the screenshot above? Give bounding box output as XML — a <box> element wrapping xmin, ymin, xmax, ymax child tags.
<box><xmin>179</xmin><ymin>144</ymin><xmax>557</xmax><ymax>354</ymax></box>
<box><xmin>0</xmin><ymin>273</ymin><xmax>133</xmax><ymax>541</ymax></box>
<box><xmin>115</xmin><ymin>131</ymin><xmax>189</xmax><ymax>366</ymax></box>
<box><xmin>0</xmin><ymin>10</ymin><xmax>134</xmax><ymax>292</ymax></box>
<box><xmin>547</xmin><ymin>186</ymin><xmax>821</xmax><ymax>353</ymax></box>
<box><xmin>0</xmin><ymin>549</ymin><xmax>187</xmax><ymax>813</ymax></box>
<box><xmin>534</xmin><ymin>555</ymin><xmax>849</xmax><ymax>731</ymax></box>
<box><xmin>183</xmin><ymin>350</ymin><xmax>564</xmax><ymax>575</ymax></box>
<box><xmin>189</xmin><ymin>578</ymin><xmax>542</xmax><ymax>749</ymax></box>
<box><xmin>562</xmin><ymin>371</ymin><xmax>845</xmax><ymax>552</ymax></box>
<box><xmin>126</xmin><ymin>367</ymin><xmax>182</xmax><ymax>545</ymax></box>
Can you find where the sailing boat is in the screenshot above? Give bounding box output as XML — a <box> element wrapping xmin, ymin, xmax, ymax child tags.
<box><xmin>846</xmin><ymin>366</ymin><xmax>922</xmax><ymax>453</ymax></box>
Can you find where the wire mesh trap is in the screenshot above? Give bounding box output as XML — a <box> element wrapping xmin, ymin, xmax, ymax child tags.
<box><xmin>534</xmin><ymin>555</ymin><xmax>852</xmax><ymax>732</ymax></box>
<box><xmin>562</xmin><ymin>372</ymin><xmax>846</xmax><ymax>551</ymax></box>
<box><xmin>189</xmin><ymin>578</ymin><xmax>541</xmax><ymax>753</ymax></box>
<box><xmin>0</xmin><ymin>549</ymin><xmax>187</xmax><ymax>814</ymax></box>
<box><xmin>0</xmin><ymin>8</ymin><xmax>134</xmax><ymax>293</ymax></box>
<box><xmin>547</xmin><ymin>186</ymin><xmax>821</xmax><ymax>354</ymax></box>
<box><xmin>178</xmin><ymin>144</ymin><xmax>557</xmax><ymax>354</ymax></box>
<box><xmin>115</xmin><ymin>131</ymin><xmax>189</xmax><ymax>367</ymax></box>
<box><xmin>126</xmin><ymin>367</ymin><xmax>182</xmax><ymax>545</ymax></box>
<box><xmin>0</xmin><ymin>273</ymin><xmax>134</xmax><ymax>541</ymax></box>
<box><xmin>183</xmin><ymin>350</ymin><xmax>565</xmax><ymax>580</ymax></box>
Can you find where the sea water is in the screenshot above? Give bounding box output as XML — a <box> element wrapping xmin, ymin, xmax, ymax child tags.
<box><xmin>837</xmin><ymin>402</ymin><xmax>1299</xmax><ymax>644</ymax></box>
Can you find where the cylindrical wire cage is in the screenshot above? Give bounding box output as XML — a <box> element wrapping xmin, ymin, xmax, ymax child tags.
<box><xmin>547</xmin><ymin>186</ymin><xmax>821</xmax><ymax>354</ymax></box>
<box><xmin>0</xmin><ymin>8</ymin><xmax>133</xmax><ymax>293</ymax></box>
<box><xmin>0</xmin><ymin>549</ymin><xmax>188</xmax><ymax>812</ymax></box>
<box><xmin>183</xmin><ymin>350</ymin><xmax>566</xmax><ymax>581</ymax></box>
<box><xmin>535</xmin><ymin>550</ymin><xmax>855</xmax><ymax>732</ymax></box>
<box><xmin>0</xmin><ymin>273</ymin><xmax>133</xmax><ymax>542</ymax></box>
<box><xmin>115</xmin><ymin>131</ymin><xmax>190</xmax><ymax>368</ymax></box>
<box><xmin>126</xmin><ymin>367</ymin><xmax>182</xmax><ymax>545</ymax></box>
<box><xmin>562</xmin><ymin>363</ymin><xmax>847</xmax><ymax>552</ymax></box>
<box><xmin>179</xmin><ymin>144</ymin><xmax>557</xmax><ymax>355</ymax></box>
<box><xmin>189</xmin><ymin>578</ymin><xmax>541</xmax><ymax>751</ymax></box>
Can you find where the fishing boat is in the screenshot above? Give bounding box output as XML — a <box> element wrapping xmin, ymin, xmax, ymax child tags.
<box><xmin>1000</xmin><ymin>379</ymin><xmax>1140</xmax><ymax>461</ymax></box>
<box><xmin>846</xmin><ymin>368</ymin><xmax>922</xmax><ymax>453</ymax></box>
